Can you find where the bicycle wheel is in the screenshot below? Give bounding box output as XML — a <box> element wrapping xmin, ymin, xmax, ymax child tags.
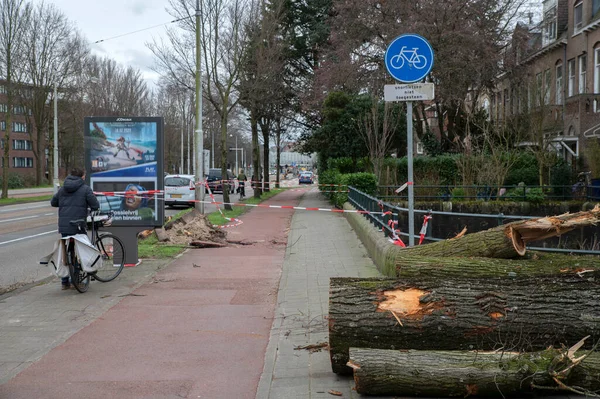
<box><xmin>389</xmin><ymin>54</ymin><xmax>404</xmax><ymax>69</ymax></box>
<box><xmin>412</xmin><ymin>54</ymin><xmax>427</xmax><ymax>69</ymax></box>
<box><xmin>93</xmin><ymin>233</ymin><xmax>125</xmax><ymax>282</ymax></box>
<box><xmin>69</xmin><ymin>248</ymin><xmax>90</xmax><ymax>293</ymax></box>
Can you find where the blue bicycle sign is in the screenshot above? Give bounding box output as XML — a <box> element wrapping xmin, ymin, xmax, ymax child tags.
<box><xmin>385</xmin><ymin>34</ymin><xmax>434</xmax><ymax>83</ymax></box>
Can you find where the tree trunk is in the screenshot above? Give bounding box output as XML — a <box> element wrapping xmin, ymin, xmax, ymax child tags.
<box><xmin>329</xmin><ymin>277</ymin><xmax>600</xmax><ymax>375</ymax></box>
<box><xmin>251</xmin><ymin>112</ymin><xmax>261</xmax><ymax>198</ymax></box>
<box><xmin>348</xmin><ymin>348</ymin><xmax>600</xmax><ymax>397</ymax></box>
<box><xmin>393</xmin><ymin>205</ymin><xmax>600</xmax><ymax>260</ymax></box>
<box><xmin>394</xmin><ymin>252</ymin><xmax>600</xmax><ymax>279</ymax></box>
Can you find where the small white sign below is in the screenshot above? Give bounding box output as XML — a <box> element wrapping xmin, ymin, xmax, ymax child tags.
<box><xmin>384</xmin><ymin>83</ymin><xmax>435</xmax><ymax>102</ymax></box>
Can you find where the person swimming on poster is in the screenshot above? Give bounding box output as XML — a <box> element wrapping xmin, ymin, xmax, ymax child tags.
<box><xmin>120</xmin><ymin>184</ymin><xmax>155</xmax><ymax>220</ymax></box>
<box><xmin>114</xmin><ymin>136</ymin><xmax>132</xmax><ymax>159</ymax></box>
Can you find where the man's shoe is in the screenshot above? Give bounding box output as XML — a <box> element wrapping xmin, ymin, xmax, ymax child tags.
<box><xmin>61</xmin><ymin>284</ymin><xmax>71</xmax><ymax>290</ymax></box>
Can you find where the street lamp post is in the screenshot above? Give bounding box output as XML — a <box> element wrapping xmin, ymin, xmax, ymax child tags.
<box><xmin>234</xmin><ymin>134</ymin><xmax>238</xmax><ymax>174</ymax></box>
<box><xmin>53</xmin><ymin>82</ymin><xmax>59</xmax><ymax>193</ymax></box>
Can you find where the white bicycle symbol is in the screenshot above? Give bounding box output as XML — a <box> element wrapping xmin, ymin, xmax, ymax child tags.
<box><xmin>389</xmin><ymin>46</ymin><xmax>428</xmax><ymax>70</ymax></box>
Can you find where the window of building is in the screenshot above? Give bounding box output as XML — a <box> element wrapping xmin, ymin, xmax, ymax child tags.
<box><xmin>536</xmin><ymin>73</ymin><xmax>543</xmax><ymax>105</ymax></box>
<box><xmin>12</xmin><ymin>122</ymin><xmax>27</xmax><ymax>133</ymax></box>
<box><xmin>12</xmin><ymin>139</ymin><xmax>32</xmax><ymax>150</ymax></box>
<box><xmin>416</xmin><ymin>142</ymin><xmax>424</xmax><ymax>155</ymax></box>
<box><xmin>544</xmin><ymin>69</ymin><xmax>551</xmax><ymax>104</ymax></box>
<box><xmin>595</xmin><ymin>47</ymin><xmax>600</xmax><ymax>94</ymax></box>
<box><xmin>0</xmin><ymin>104</ymin><xmax>7</xmax><ymax>113</ymax></box>
<box><xmin>574</xmin><ymin>1</ymin><xmax>583</xmax><ymax>33</ymax></box>
<box><xmin>12</xmin><ymin>105</ymin><xmax>26</xmax><ymax>115</ymax></box>
<box><xmin>0</xmin><ymin>121</ymin><xmax>5</xmax><ymax>131</ymax></box>
<box><xmin>543</xmin><ymin>6</ymin><xmax>557</xmax><ymax>45</ymax></box>
<box><xmin>13</xmin><ymin>157</ymin><xmax>33</xmax><ymax>168</ymax></box>
<box><xmin>556</xmin><ymin>63</ymin><xmax>563</xmax><ymax>104</ymax></box>
<box><xmin>579</xmin><ymin>54</ymin><xmax>587</xmax><ymax>94</ymax></box>
<box><xmin>568</xmin><ymin>59</ymin><xmax>576</xmax><ymax>96</ymax></box>
<box><xmin>0</xmin><ymin>85</ymin><xmax>6</xmax><ymax>95</ymax></box>
<box><xmin>594</xmin><ymin>0</ymin><xmax>600</xmax><ymax>16</ymax></box>
<box><xmin>0</xmin><ymin>139</ymin><xmax>3</xmax><ymax>148</ymax></box>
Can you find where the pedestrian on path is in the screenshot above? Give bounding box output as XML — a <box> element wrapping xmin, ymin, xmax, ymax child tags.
<box><xmin>50</xmin><ymin>167</ymin><xmax>99</xmax><ymax>290</ymax></box>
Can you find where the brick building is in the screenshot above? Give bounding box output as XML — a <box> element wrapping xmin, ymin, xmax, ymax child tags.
<box><xmin>483</xmin><ymin>0</ymin><xmax>600</xmax><ymax>168</ymax></box>
<box><xmin>0</xmin><ymin>81</ymin><xmax>39</xmax><ymax>183</ymax></box>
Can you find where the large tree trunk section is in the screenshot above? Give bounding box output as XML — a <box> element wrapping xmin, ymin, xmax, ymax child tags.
<box><xmin>395</xmin><ymin>252</ymin><xmax>600</xmax><ymax>279</ymax></box>
<box><xmin>348</xmin><ymin>347</ymin><xmax>600</xmax><ymax>397</ymax></box>
<box><xmin>392</xmin><ymin>205</ymin><xmax>600</xmax><ymax>259</ymax></box>
<box><xmin>329</xmin><ymin>277</ymin><xmax>600</xmax><ymax>375</ymax></box>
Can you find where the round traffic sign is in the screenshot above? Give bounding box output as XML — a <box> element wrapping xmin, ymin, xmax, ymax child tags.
<box><xmin>385</xmin><ymin>34</ymin><xmax>434</xmax><ymax>83</ymax></box>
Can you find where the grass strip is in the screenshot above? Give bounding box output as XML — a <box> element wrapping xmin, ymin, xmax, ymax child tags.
<box><xmin>0</xmin><ymin>195</ymin><xmax>53</xmax><ymax>206</ymax></box>
<box><xmin>138</xmin><ymin>232</ymin><xmax>187</xmax><ymax>258</ymax></box>
<box><xmin>207</xmin><ymin>189</ymin><xmax>284</xmax><ymax>225</ymax></box>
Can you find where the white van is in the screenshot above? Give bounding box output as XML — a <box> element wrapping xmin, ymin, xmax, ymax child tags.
<box><xmin>164</xmin><ymin>174</ymin><xmax>197</xmax><ymax>208</ymax></box>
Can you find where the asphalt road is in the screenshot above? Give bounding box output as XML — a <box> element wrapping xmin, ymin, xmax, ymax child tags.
<box><xmin>0</xmin><ymin>190</ymin><xmax>245</xmax><ymax>294</ymax></box>
<box><xmin>0</xmin><ymin>202</ymin><xmax>58</xmax><ymax>293</ymax></box>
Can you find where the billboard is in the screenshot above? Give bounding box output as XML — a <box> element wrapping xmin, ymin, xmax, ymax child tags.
<box><xmin>84</xmin><ymin>117</ymin><xmax>164</xmax><ymax>227</ymax></box>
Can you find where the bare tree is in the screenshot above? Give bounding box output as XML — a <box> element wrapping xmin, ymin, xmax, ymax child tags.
<box><xmin>150</xmin><ymin>0</ymin><xmax>249</xmax><ymax>209</ymax></box>
<box><xmin>239</xmin><ymin>0</ymin><xmax>289</xmax><ymax>196</ymax></box>
<box><xmin>0</xmin><ymin>0</ymin><xmax>30</xmax><ymax>197</ymax></box>
<box><xmin>311</xmin><ymin>0</ymin><xmax>530</xmax><ymax>153</ymax></box>
<box><xmin>358</xmin><ymin>99</ymin><xmax>399</xmax><ymax>182</ymax></box>
<box><xmin>19</xmin><ymin>1</ymin><xmax>88</xmax><ymax>184</ymax></box>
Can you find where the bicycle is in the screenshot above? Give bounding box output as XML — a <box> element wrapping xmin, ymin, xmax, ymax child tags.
<box><xmin>66</xmin><ymin>211</ymin><xmax>126</xmax><ymax>293</ymax></box>
<box><xmin>389</xmin><ymin>46</ymin><xmax>427</xmax><ymax>70</ymax></box>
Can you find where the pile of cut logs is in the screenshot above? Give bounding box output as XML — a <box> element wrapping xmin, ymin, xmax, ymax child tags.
<box><xmin>329</xmin><ymin>205</ymin><xmax>600</xmax><ymax>397</ymax></box>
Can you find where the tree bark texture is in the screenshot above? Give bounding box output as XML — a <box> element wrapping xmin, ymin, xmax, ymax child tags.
<box><xmin>394</xmin><ymin>252</ymin><xmax>600</xmax><ymax>279</ymax></box>
<box><xmin>392</xmin><ymin>205</ymin><xmax>600</xmax><ymax>260</ymax></box>
<box><xmin>348</xmin><ymin>348</ymin><xmax>600</xmax><ymax>397</ymax></box>
<box><xmin>329</xmin><ymin>277</ymin><xmax>600</xmax><ymax>375</ymax></box>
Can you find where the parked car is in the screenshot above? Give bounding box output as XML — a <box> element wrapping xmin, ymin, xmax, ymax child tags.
<box><xmin>206</xmin><ymin>168</ymin><xmax>235</xmax><ymax>194</ymax></box>
<box><xmin>164</xmin><ymin>174</ymin><xmax>196</xmax><ymax>208</ymax></box>
<box><xmin>299</xmin><ymin>172</ymin><xmax>314</xmax><ymax>184</ymax></box>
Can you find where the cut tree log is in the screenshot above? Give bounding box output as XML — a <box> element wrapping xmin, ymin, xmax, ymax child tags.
<box><xmin>392</xmin><ymin>205</ymin><xmax>600</xmax><ymax>259</ymax></box>
<box><xmin>189</xmin><ymin>240</ymin><xmax>226</xmax><ymax>248</ymax></box>
<box><xmin>394</xmin><ymin>252</ymin><xmax>600</xmax><ymax>279</ymax></box>
<box><xmin>329</xmin><ymin>276</ymin><xmax>600</xmax><ymax>374</ymax></box>
<box><xmin>348</xmin><ymin>346</ymin><xmax>600</xmax><ymax>397</ymax></box>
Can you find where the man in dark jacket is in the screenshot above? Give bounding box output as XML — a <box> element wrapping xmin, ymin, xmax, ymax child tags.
<box><xmin>51</xmin><ymin>167</ymin><xmax>99</xmax><ymax>290</ymax></box>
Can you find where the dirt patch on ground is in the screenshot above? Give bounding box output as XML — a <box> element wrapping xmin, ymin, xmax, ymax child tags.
<box><xmin>160</xmin><ymin>210</ymin><xmax>227</xmax><ymax>246</ymax></box>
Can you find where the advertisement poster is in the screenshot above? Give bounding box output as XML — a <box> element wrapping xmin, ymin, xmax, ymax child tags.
<box><xmin>84</xmin><ymin>117</ymin><xmax>164</xmax><ymax>227</ymax></box>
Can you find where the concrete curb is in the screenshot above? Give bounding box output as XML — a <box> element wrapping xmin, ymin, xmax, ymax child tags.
<box><xmin>343</xmin><ymin>202</ymin><xmax>396</xmax><ymax>277</ymax></box>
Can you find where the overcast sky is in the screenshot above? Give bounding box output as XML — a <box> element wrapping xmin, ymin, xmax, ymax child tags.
<box><xmin>43</xmin><ymin>0</ymin><xmax>176</xmax><ymax>87</ymax></box>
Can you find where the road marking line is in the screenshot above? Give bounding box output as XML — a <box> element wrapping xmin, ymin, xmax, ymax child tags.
<box><xmin>0</xmin><ymin>213</ymin><xmax>54</xmax><ymax>223</ymax></box>
<box><xmin>0</xmin><ymin>204</ymin><xmax>49</xmax><ymax>213</ymax></box>
<box><xmin>0</xmin><ymin>230</ymin><xmax>58</xmax><ymax>246</ymax></box>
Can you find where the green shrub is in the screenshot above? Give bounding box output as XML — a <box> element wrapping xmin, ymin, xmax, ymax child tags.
<box><xmin>0</xmin><ymin>173</ymin><xmax>25</xmax><ymax>189</ymax></box>
<box><xmin>505</xmin><ymin>153</ymin><xmax>539</xmax><ymax>185</ymax></box>
<box><xmin>504</xmin><ymin>186</ymin><xmax>545</xmax><ymax>203</ymax></box>
<box><xmin>320</xmin><ymin>171</ymin><xmax>377</xmax><ymax>207</ymax></box>
<box><xmin>327</xmin><ymin>157</ymin><xmax>354</xmax><ymax>173</ymax></box>
<box><xmin>525</xmin><ymin>187</ymin><xmax>546</xmax><ymax>204</ymax></box>
<box><xmin>451</xmin><ymin>187</ymin><xmax>466</xmax><ymax>201</ymax></box>
<box><xmin>550</xmin><ymin>159</ymin><xmax>572</xmax><ymax>199</ymax></box>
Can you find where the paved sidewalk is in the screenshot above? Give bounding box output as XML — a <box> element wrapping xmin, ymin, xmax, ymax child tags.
<box><xmin>257</xmin><ymin>190</ymin><xmax>383</xmax><ymax>399</ymax></box>
<box><xmin>0</xmin><ymin>189</ymin><xmax>302</xmax><ymax>399</ymax></box>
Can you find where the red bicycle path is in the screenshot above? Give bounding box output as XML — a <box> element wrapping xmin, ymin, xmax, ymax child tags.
<box><xmin>0</xmin><ymin>189</ymin><xmax>304</xmax><ymax>399</ymax></box>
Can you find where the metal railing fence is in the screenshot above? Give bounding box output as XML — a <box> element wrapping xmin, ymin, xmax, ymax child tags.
<box><xmin>349</xmin><ymin>186</ymin><xmax>600</xmax><ymax>255</ymax></box>
<box><xmin>378</xmin><ymin>184</ymin><xmax>600</xmax><ymax>202</ymax></box>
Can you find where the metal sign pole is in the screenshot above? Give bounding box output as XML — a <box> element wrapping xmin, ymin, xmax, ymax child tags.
<box><xmin>406</xmin><ymin>101</ymin><xmax>415</xmax><ymax>246</ymax></box>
